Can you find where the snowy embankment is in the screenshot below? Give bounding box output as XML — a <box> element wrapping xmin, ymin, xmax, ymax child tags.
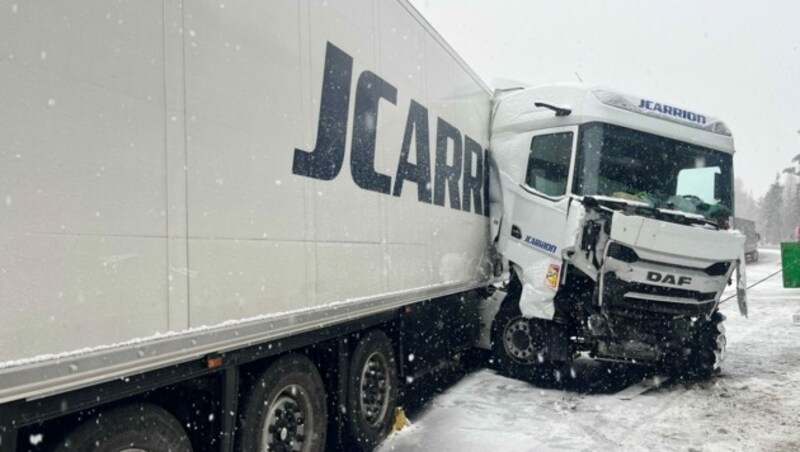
<box><xmin>380</xmin><ymin>249</ymin><xmax>800</xmax><ymax>452</ymax></box>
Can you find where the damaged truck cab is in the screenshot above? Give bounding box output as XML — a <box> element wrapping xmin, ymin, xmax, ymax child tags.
<box><xmin>486</xmin><ymin>84</ymin><xmax>747</xmax><ymax>380</ymax></box>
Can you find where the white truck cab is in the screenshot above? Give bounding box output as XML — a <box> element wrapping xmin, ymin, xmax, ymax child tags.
<box><xmin>487</xmin><ymin>84</ymin><xmax>746</xmax><ymax>380</ymax></box>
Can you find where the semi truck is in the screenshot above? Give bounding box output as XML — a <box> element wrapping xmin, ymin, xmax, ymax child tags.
<box><xmin>483</xmin><ymin>85</ymin><xmax>749</xmax><ymax>382</ymax></box>
<box><xmin>734</xmin><ymin>217</ymin><xmax>760</xmax><ymax>262</ymax></box>
<box><xmin>0</xmin><ymin>1</ymin><xmax>749</xmax><ymax>451</ymax></box>
<box><xmin>0</xmin><ymin>1</ymin><xmax>495</xmax><ymax>450</ymax></box>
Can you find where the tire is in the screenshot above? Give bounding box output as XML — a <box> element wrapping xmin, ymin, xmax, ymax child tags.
<box><xmin>671</xmin><ymin>312</ymin><xmax>726</xmax><ymax>381</ymax></box>
<box><xmin>490</xmin><ymin>295</ymin><xmax>559</xmax><ymax>383</ymax></box>
<box><xmin>346</xmin><ymin>330</ymin><xmax>398</xmax><ymax>450</ymax></box>
<box><xmin>239</xmin><ymin>354</ymin><xmax>327</xmax><ymax>452</ymax></box>
<box><xmin>55</xmin><ymin>403</ymin><xmax>192</xmax><ymax>452</ymax></box>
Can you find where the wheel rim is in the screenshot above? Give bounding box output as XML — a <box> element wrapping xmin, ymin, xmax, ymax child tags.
<box><xmin>503</xmin><ymin>316</ymin><xmax>542</xmax><ymax>363</ymax></box>
<box><xmin>359</xmin><ymin>351</ymin><xmax>391</xmax><ymax>428</ymax></box>
<box><xmin>262</xmin><ymin>384</ymin><xmax>313</xmax><ymax>452</ymax></box>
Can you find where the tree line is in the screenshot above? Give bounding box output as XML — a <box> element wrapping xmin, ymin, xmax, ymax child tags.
<box><xmin>736</xmin><ymin>152</ymin><xmax>800</xmax><ymax>244</ymax></box>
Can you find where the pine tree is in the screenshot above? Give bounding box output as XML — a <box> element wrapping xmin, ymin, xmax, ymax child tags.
<box><xmin>784</xmin><ymin>160</ymin><xmax>800</xmax><ymax>239</ymax></box>
<box><xmin>783</xmin><ymin>152</ymin><xmax>799</xmax><ymax>175</ymax></box>
<box><xmin>759</xmin><ymin>174</ymin><xmax>784</xmax><ymax>243</ymax></box>
<box><xmin>782</xmin><ymin>130</ymin><xmax>800</xmax><ymax>238</ymax></box>
<box><xmin>734</xmin><ymin>177</ymin><xmax>759</xmax><ymax>219</ymax></box>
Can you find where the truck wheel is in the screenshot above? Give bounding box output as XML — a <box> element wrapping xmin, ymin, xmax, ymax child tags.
<box><xmin>680</xmin><ymin>312</ymin><xmax>727</xmax><ymax>381</ymax></box>
<box><xmin>491</xmin><ymin>299</ymin><xmax>557</xmax><ymax>383</ymax></box>
<box><xmin>239</xmin><ymin>354</ymin><xmax>327</xmax><ymax>452</ymax></box>
<box><xmin>346</xmin><ymin>330</ymin><xmax>398</xmax><ymax>450</ymax></box>
<box><xmin>55</xmin><ymin>403</ymin><xmax>191</xmax><ymax>451</ymax></box>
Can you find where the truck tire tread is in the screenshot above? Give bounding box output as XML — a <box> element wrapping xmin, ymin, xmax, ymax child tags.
<box><xmin>491</xmin><ymin>294</ymin><xmax>563</xmax><ymax>385</ymax></box>
<box><xmin>55</xmin><ymin>402</ymin><xmax>192</xmax><ymax>452</ymax></box>
<box><xmin>346</xmin><ymin>329</ymin><xmax>398</xmax><ymax>451</ymax></box>
<box><xmin>239</xmin><ymin>354</ymin><xmax>327</xmax><ymax>452</ymax></box>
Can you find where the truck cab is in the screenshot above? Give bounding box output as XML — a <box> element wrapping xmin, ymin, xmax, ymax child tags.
<box><xmin>487</xmin><ymin>84</ymin><xmax>747</xmax><ymax>380</ymax></box>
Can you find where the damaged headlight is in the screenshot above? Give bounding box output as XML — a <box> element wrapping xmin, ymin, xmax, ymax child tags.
<box><xmin>607</xmin><ymin>243</ymin><xmax>639</xmax><ymax>263</ymax></box>
<box><xmin>704</xmin><ymin>262</ymin><xmax>731</xmax><ymax>276</ymax></box>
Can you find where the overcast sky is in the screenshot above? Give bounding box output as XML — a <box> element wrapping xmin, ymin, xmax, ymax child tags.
<box><xmin>410</xmin><ymin>0</ymin><xmax>800</xmax><ymax>198</ymax></box>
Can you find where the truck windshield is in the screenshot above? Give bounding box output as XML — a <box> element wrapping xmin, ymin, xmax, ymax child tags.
<box><xmin>573</xmin><ymin>122</ymin><xmax>733</xmax><ymax>220</ymax></box>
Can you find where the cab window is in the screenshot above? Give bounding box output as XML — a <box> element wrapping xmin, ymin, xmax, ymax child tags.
<box><xmin>525</xmin><ymin>132</ymin><xmax>573</xmax><ymax>197</ymax></box>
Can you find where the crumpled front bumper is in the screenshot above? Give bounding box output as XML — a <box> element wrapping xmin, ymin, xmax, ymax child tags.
<box><xmin>603</xmin><ymin>211</ymin><xmax>747</xmax><ymax>318</ymax></box>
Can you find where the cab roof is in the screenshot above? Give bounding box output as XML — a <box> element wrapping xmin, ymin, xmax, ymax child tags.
<box><xmin>491</xmin><ymin>84</ymin><xmax>735</xmax><ymax>154</ymax></box>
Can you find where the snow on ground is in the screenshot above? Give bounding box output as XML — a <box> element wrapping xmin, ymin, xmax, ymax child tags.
<box><xmin>380</xmin><ymin>249</ymin><xmax>800</xmax><ymax>452</ymax></box>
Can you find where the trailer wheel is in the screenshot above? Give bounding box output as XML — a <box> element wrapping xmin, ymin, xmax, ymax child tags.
<box><xmin>240</xmin><ymin>354</ymin><xmax>327</xmax><ymax>452</ymax></box>
<box><xmin>346</xmin><ymin>330</ymin><xmax>398</xmax><ymax>450</ymax></box>
<box><xmin>491</xmin><ymin>297</ymin><xmax>558</xmax><ymax>383</ymax></box>
<box><xmin>55</xmin><ymin>403</ymin><xmax>191</xmax><ymax>451</ymax></box>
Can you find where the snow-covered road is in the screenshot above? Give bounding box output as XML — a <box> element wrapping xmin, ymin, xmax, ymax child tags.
<box><xmin>380</xmin><ymin>249</ymin><xmax>800</xmax><ymax>451</ymax></box>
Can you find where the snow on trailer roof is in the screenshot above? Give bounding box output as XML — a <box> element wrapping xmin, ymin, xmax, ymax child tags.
<box><xmin>491</xmin><ymin>83</ymin><xmax>735</xmax><ymax>154</ymax></box>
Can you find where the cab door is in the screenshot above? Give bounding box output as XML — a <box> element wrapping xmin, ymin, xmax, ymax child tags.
<box><xmin>502</xmin><ymin>126</ymin><xmax>578</xmax><ymax>317</ymax></box>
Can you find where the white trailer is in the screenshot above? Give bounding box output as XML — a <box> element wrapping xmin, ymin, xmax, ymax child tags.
<box><xmin>0</xmin><ymin>1</ymin><xmax>493</xmax><ymax>450</ymax></box>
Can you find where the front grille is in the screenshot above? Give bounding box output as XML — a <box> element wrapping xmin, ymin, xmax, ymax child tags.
<box><xmin>622</xmin><ymin>281</ymin><xmax>716</xmax><ymax>302</ymax></box>
<box><xmin>603</xmin><ymin>272</ymin><xmax>716</xmax><ymax>318</ymax></box>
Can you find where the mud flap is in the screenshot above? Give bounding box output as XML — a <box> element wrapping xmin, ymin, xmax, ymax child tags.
<box><xmin>736</xmin><ymin>250</ymin><xmax>748</xmax><ymax>318</ymax></box>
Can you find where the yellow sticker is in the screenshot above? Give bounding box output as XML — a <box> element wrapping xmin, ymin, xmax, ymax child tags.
<box><xmin>545</xmin><ymin>263</ymin><xmax>561</xmax><ymax>289</ymax></box>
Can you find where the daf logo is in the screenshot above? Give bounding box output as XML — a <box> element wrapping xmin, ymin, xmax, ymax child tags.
<box><xmin>646</xmin><ymin>271</ymin><xmax>692</xmax><ymax>286</ymax></box>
